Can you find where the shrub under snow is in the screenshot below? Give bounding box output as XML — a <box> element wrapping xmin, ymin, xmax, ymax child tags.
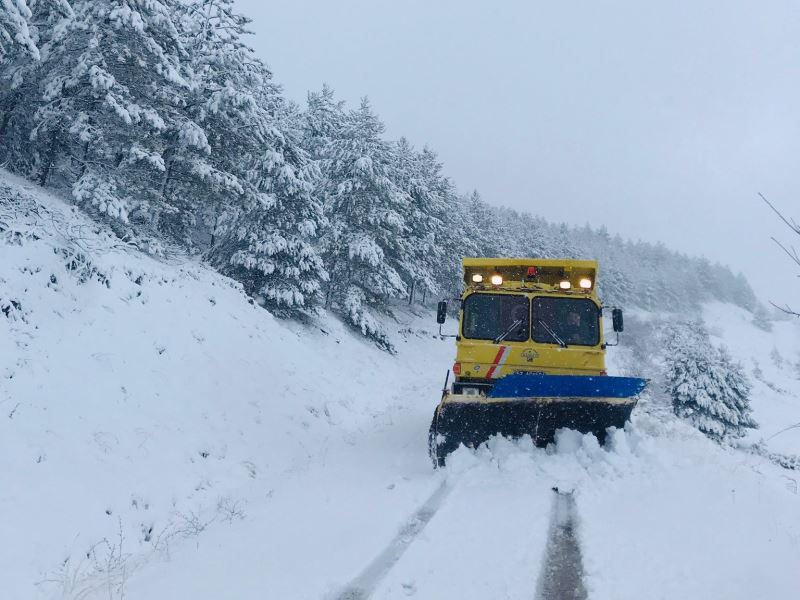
<box><xmin>664</xmin><ymin>321</ymin><xmax>757</xmax><ymax>441</ymax></box>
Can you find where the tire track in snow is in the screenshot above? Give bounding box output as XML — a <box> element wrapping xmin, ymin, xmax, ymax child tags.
<box><xmin>335</xmin><ymin>481</ymin><xmax>451</xmax><ymax>600</ymax></box>
<box><xmin>535</xmin><ymin>489</ymin><xmax>588</xmax><ymax>600</ymax></box>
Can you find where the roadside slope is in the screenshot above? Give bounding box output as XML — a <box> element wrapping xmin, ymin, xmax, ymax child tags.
<box><xmin>0</xmin><ymin>172</ymin><xmax>451</xmax><ymax>599</ymax></box>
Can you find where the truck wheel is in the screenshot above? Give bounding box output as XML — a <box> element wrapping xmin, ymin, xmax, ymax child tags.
<box><xmin>428</xmin><ymin>409</ymin><xmax>446</xmax><ymax>468</ymax></box>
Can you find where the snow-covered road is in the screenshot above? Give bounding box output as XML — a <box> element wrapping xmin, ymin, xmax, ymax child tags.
<box><xmin>330</xmin><ymin>424</ymin><xmax>800</xmax><ymax>600</ymax></box>
<box><xmin>536</xmin><ymin>491</ymin><xmax>587</xmax><ymax>600</ymax></box>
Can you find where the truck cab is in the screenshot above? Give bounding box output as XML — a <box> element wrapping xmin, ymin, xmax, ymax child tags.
<box><xmin>440</xmin><ymin>258</ymin><xmax>620</xmax><ymax>396</ymax></box>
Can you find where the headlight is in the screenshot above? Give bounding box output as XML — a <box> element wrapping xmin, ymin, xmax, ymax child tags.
<box><xmin>491</xmin><ymin>275</ymin><xmax>503</xmax><ymax>286</ymax></box>
<box><xmin>579</xmin><ymin>278</ymin><xmax>592</xmax><ymax>289</ymax></box>
<box><xmin>559</xmin><ymin>280</ymin><xmax>571</xmax><ymax>289</ymax></box>
<box><xmin>472</xmin><ymin>273</ymin><xmax>483</xmax><ymax>283</ymax></box>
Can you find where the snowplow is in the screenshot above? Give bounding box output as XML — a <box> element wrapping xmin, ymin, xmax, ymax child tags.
<box><xmin>429</xmin><ymin>258</ymin><xmax>647</xmax><ymax>466</ymax></box>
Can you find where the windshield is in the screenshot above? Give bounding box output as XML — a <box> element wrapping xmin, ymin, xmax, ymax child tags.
<box><xmin>532</xmin><ymin>297</ymin><xmax>600</xmax><ymax>346</ymax></box>
<box><xmin>462</xmin><ymin>294</ymin><xmax>529</xmax><ymax>342</ymax></box>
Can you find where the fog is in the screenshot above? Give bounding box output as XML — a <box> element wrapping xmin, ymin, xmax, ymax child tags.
<box><xmin>235</xmin><ymin>0</ymin><xmax>800</xmax><ymax>305</ymax></box>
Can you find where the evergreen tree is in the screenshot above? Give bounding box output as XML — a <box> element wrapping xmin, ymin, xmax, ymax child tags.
<box><xmin>209</xmin><ymin>98</ymin><xmax>328</xmax><ymax>316</ymax></box>
<box><xmin>462</xmin><ymin>190</ymin><xmax>503</xmax><ymax>257</ymax></box>
<box><xmin>303</xmin><ymin>83</ymin><xmax>345</xmax><ymax>162</ymax></box>
<box><xmin>23</xmin><ymin>0</ymin><xmax>195</xmax><ymax>243</ymax></box>
<box><xmin>0</xmin><ymin>0</ymin><xmax>38</xmax><ymax>61</ymax></box>
<box><xmin>0</xmin><ymin>0</ymin><xmax>73</xmax><ymax>172</ymax></box>
<box><xmin>190</xmin><ymin>5</ymin><xmax>330</xmax><ymax>315</ymax></box>
<box><xmin>664</xmin><ymin>321</ymin><xmax>757</xmax><ymax>441</ymax></box>
<box><xmin>391</xmin><ymin>139</ymin><xmax>452</xmax><ymax>302</ymax></box>
<box><xmin>161</xmin><ymin>0</ymin><xmax>268</xmax><ymax>247</ymax></box>
<box><xmin>320</xmin><ymin>97</ymin><xmax>409</xmax><ymax>348</ymax></box>
<box><xmin>429</xmin><ymin>183</ymin><xmax>479</xmax><ymax>299</ymax></box>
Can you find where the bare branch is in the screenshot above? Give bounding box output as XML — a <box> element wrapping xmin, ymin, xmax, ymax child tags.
<box><xmin>771</xmin><ymin>237</ymin><xmax>800</xmax><ymax>269</ymax></box>
<box><xmin>765</xmin><ymin>421</ymin><xmax>800</xmax><ymax>441</ymax></box>
<box><xmin>760</xmin><ymin>193</ymin><xmax>800</xmax><ymax>316</ymax></box>
<box><xmin>769</xmin><ymin>300</ymin><xmax>800</xmax><ymax>318</ymax></box>
<box><xmin>759</xmin><ymin>192</ymin><xmax>800</xmax><ymax>235</ymax></box>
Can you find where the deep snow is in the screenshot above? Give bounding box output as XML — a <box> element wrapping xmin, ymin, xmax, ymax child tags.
<box><xmin>2</xmin><ymin>171</ymin><xmax>800</xmax><ymax>599</ymax></box>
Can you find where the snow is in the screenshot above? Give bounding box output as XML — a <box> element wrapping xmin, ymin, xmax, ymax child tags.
<box><xmin>0</xmin><ymin>171</ymin><xmax>449</xmax><ymax>598</ymax></box>
<box><xmin>3</xmin><ymin>171</ymin><xmax>800</xmax><ymax>599</ymax></box>
<box><xmin>700</xmin><ymin>301</ymin><xmax>800</xmax><ymax>455</ymax></box>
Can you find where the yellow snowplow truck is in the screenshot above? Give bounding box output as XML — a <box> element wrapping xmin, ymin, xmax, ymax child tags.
<box><xmin>429</xmin><ymin>258</ymin><xmax>646</xmax><ymax>466</ymax></box>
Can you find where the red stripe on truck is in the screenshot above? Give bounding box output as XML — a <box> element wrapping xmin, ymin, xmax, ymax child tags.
<box><xmin>486</xmin><ymin>345</ymin><xmax>510</xmax><ymax>379</ymax></box>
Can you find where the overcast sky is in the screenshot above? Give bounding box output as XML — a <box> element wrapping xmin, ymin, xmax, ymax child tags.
<box><xmin>235</xmin><ymin>0</ymin><xmax>800</xmax><ymax>305</ymax></box>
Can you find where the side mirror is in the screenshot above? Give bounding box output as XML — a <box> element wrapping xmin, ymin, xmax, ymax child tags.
<box><xmin>612</xmin><ymin>308</ymin><xmax>624</xmax><ymax>333</ymax></box>
<box><xmin>437</xmin><ymin>301</ymin><xmax>448</xmax><ymax>324</ymax></box>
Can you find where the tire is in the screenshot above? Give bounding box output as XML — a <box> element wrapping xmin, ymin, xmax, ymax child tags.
<box><xmin>428</xmin><ymin>408</ymin><xmax>446</xmax><ymax>468</ymax></box>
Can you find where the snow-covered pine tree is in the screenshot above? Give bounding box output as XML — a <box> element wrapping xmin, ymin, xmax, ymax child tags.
<box><xmin>319</xmin><ymin>97</ymin><xmax>409</xmax><ymax>349</ymax></box>
<box><xmin>429</xmin><ymin>190</ymin><xmax>479</xmax><ymax>297</ymax></box>
<box><xmin>462</xmin><ymin>190</ymin><xmax>505</xmax><ymax>257</ymax></box>
<box><xmin>0</xmin><ymin>0</ymin><xmax>38</xmax><ymax>61</ymax></box>
<box><xmin>595</xmin><ymin>263</ymin><xmax>632</xmax><ymax>307</ymax></box>
<box><xmin>0</xmin><ymin>0</ymin><xmax>73</xmax><ymax>173</ymax></box>
<box><xmin>664</xmin><ymin>321</ymin><xmax>757</xmax><ymax>441</ymax></box>
<box><xmin>391</xmin><ymin>139</ymin><xmax>453</xmax><ymax>303</ymax></box>
<box><xmin>303</xmin><ymin>83</ymin><xmax>346</xmax><ymax>163</ymax></box>
<box><xmin>416</xmin><ymin>147</ymin><xmax>478</xmax><ymax>301</ymax></box>
<box><xmin>189</xmin><ymin>6</ymin><xmax>329</xmax><ymax>315</ymax></box>
<box><xmin>160</xmin><ymin>0</ymin><xmax>267</xmax><ymax>247</ymax></box>
<box><xmin>208</xmin><ymin>95</ymin><xmax>328</xmax><ymax>316</ymax></box>
<box><xmin>20</xmin><ymin>0</ymin><xmax>197</xmax><ymax>245</ymax></box>
<box><xmin>500</xmin><ymin>208</ymin><xmax>531</xmax><ymax>257</ymax></box>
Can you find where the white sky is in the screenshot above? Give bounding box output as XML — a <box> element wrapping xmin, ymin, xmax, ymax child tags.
<box><xmin>235</xmin><ymin>0</ymin><xmax>800</xmax><ymax>304</ymax></box>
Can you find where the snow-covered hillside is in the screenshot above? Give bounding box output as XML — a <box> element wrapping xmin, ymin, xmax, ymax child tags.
<box><xmin>3</xmin><ymin>172</ymin><xmax>800</xmax><ymax>600</ymax></box>
<box><xmin>0</xmin><ymin>171</ymin><xmax>451</xmax><ymax>598</ymax></box>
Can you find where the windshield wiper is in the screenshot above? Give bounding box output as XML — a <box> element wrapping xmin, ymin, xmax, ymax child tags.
<box><xmin>493</xmin><ymin>319</ymin><xmax>524</xmax><ymax>344</ymax></box>
<box><xmin>538</xmin><ymin>319</ymin><xmax>567</xmax><ymax>348</ymax></box>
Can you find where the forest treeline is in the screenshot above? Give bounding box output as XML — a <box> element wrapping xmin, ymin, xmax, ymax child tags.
<box><xmin>0</xmin><ymin>0</ymin><xmax>761</xmax><ymax>347</ymax></box>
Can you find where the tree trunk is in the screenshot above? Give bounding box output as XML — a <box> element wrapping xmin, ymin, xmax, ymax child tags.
<box><xmin>38</xmin><ymin>130</ymin><xmax>58</xmax><ymax>187</ymax></box>
<box><xmin>0</xmin><ymin>91</ymin><xmax>20</xmax><ymax>141</ymax></box>
<box><xmin>160</xmin><ymin>157</ymin><xmax>174</xmax><ymax>200</ymax></box>
<box><xmin>324</xmin><ymin>251</ymin><xmax>342</xmax><ymax>310</ymax></box>
<box><xmin>0</xmin><ymin>109</ymin><xmax>12</xmax><ymax>141</ymax></box>
<box><xmin>209</xmin><ymin>204</ymin><xmax>222</xmax><ymax>249</ymax></box>
<box><xmin>78</xmin><ymin>140</ymin><xmax>90</xmax><ymax>179</ymax></box>
<box><xmin>408</xmin><ymin>281</ymin><xmax>415</xmax><ymax>305</ymax></box>
<box><xmin>324</xmin><ymin>259</ymin><xmax>338</xmax><ymax>309</ymax></box>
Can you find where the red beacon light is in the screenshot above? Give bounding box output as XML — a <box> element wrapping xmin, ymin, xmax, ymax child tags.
<box><xmin>526</xmin><ymin>266</ymin><xmax>538</xmax><ymax>278</ymax></box>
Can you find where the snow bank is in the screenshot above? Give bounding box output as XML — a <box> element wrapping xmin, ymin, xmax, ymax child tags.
<box><xmin>703</xmin><ymin>301</ymin><xmax>800</xmax><ymax>455</ymax></box>
<box><xmin>383</xmin><ymin>422</ymin><xmax>800</xmax><ymax>599</ymax></box>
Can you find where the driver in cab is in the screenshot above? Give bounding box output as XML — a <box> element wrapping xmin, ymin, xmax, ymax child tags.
<box><xmin>562</xmin><ymin>310</ymin><xmax>584</xmax><ymax>345</ymax></box>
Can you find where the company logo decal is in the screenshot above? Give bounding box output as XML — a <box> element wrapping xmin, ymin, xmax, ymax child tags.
<box><xmin>521</xmin><ymin>348</ymin><xmax>539</xmax><ymax>362</ymax></box>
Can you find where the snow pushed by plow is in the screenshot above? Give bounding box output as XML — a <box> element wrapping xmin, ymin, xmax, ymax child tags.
<box><xmin>387</xmin><ymin>423</ymin><xmax>800</xmax><ymax>600</ymax></box>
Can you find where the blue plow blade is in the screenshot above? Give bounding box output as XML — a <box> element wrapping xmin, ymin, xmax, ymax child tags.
<box><xmin>487</xmin><ymin>373</ymin><xmax>648</xmax><ymax>399</ymax></box>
